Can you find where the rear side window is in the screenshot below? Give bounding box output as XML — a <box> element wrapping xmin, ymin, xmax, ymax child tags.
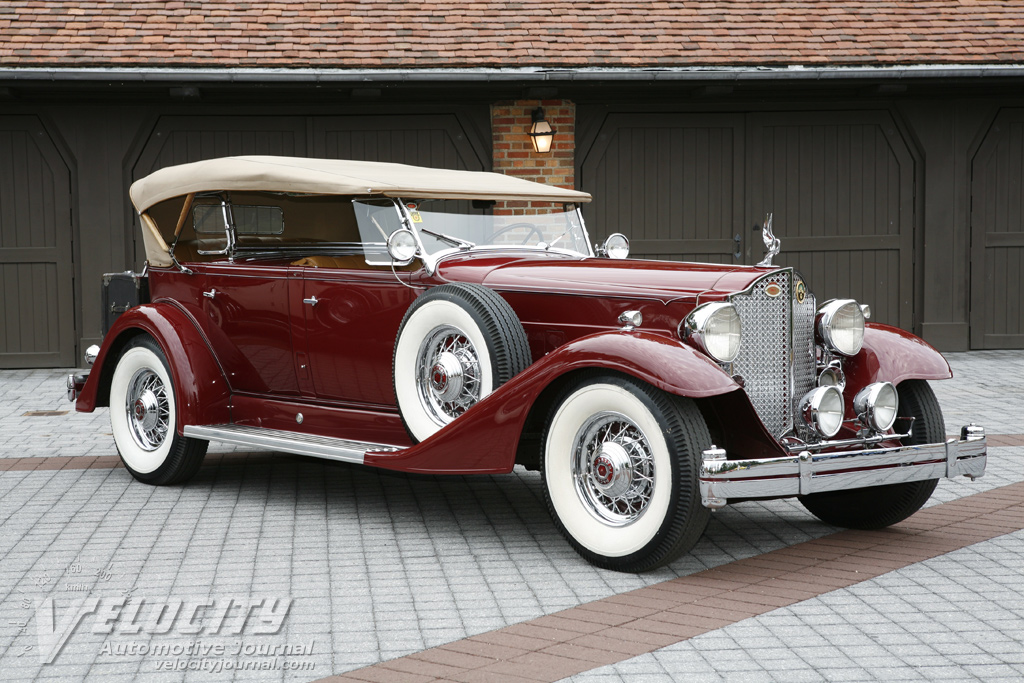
<box><xmin>193</xmin><ymin>204</ymin><xmax>284</xmax><ymax>235</ymax></box>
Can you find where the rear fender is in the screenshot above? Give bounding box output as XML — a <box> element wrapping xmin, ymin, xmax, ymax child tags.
<box><xmin>76</xmin><ymin>303</ymin><xmax>231</xmax><ymax>434</ymax></box>
<box><xmin>364</xmin><ymin>330</ymin><xmax>740</xmax><ymax>474</ymax></box>
<box><xmin>845</xmin><ymin>323</ymin><xmax>952</xmax><ymax>390</ymax></box>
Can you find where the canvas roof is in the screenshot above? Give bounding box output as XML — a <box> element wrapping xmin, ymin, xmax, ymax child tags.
<box><xmin>129</xmin><ymin>156</ymin><xmax>591</xmax><ymax>212</ymax></box>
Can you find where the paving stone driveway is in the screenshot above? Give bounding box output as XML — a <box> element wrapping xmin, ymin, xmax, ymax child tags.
<box><xmin>0</xmin><ymin>351</ymin><xmax>1022</xmax><ymax>682</ymax></box>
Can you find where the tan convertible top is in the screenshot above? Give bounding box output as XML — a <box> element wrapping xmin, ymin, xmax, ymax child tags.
<box><xmin>130</xmin><ymin>155</ymin><xmax>592</xmax><ymax>212</ymax></box>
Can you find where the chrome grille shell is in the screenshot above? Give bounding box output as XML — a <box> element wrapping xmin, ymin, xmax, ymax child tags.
<box><xmin>728</xmin><ymin>268</ymin><xmax>817</xmax><ymax>438</ymax></box>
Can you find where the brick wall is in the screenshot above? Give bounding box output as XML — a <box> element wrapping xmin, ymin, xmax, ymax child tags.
<box><xmin>490</xmin><ymin>99</ymin><xmax>575</xmax><ymax>215</ymax></box>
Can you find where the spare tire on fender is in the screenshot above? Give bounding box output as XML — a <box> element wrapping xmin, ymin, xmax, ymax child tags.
<box><xmin>393</xmin><ymin>283</ymin><xmax>532</xmax><ymax>442</ymax></box>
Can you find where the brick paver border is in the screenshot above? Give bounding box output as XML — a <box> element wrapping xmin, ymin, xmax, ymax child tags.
<box><xmin>318</xmin><ymin>480</ymin><xmax>1024</xmax><ymax>683</ymax></box>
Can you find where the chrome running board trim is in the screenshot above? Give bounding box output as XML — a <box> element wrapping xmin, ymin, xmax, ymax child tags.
<box><xmin>183</xmin><ymin>424</ymin><xmax>404</xmax><ymax>464</ymax></box>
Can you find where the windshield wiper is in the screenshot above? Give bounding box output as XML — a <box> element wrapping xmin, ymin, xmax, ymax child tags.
<box><xmin>419</xmin><ymin>227</ymin><xmax>475</xmax><ymax>249</ymax></box>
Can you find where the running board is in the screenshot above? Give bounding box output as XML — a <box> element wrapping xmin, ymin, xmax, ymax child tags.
<box><xmin>182</xmin><ymin>424</ymin><xmax>404</xmax><ymax>465</ymax></box>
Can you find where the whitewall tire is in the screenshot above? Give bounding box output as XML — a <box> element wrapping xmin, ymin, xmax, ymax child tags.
<box><xmin>393</xmin><ymin>284</ymin><xmax>530</xmax><ymax>442</ymax></box>
<box><xmin>109</xmin><ymin>336</ymin><xmax>207</xmax><ymax>485</ymax></box>
<box><xmin>541</xmin><ymin>374</ymin><xmax>711</xmax><ymax>572</ymax></box>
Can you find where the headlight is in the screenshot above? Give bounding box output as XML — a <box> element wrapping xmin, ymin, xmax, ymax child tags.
<box><xmin>853</xmin><ymin>382</ymin><xmax>898</xmax><ymax>432</ymax></box>
<box><xmin>681</xmin><ymin>302</ymin><xmax>741</xmax><ymax>363</ymax></box>
<box><xmin>817</xmin><ymin>299</ymin><xmax>866</xmax><ymax>356</ymax></box>
<box><xmin>799</xmin><ymin>386</ymin><xmax>844</xmax><ymax>438</ymax></box>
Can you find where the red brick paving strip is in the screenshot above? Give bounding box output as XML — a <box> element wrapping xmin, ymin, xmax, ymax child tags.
<box><xmin>0</xmin><ymin>451</ymin><xmax>276</xmax><ymax>472</ymax></box>
<box><xmin>314</xmin><ymin>480</ymin><xmax>1024</xmax><ymax>683</ymax></box>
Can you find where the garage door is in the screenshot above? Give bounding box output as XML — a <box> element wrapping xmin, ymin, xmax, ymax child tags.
<box><xmin>579</xmin><ymin>113</ymin><xmax>745</xmax><ymax>263</ymax></box>
<box><xmin>970</xmin><ymin>109</ymin><xmax>1024</xmax><ymax>349</ymax></box>
<box><xmin>0</xmin><ymin>116</ymin><xmax>75</xmax><ymax>368</ymax></box>
<box><xmin>579</xmin><ymin>110</ymin><xmax>916</xmax><ymax>329</ymax></box>
<box><xmin>747</xmin><ymin>112</ymin><xmax>915</xmax><ymax>329</ymax></box>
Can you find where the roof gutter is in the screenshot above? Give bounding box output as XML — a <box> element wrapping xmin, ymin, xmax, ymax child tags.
<box><xmin>3</xmin><ymin>64</ymin><xmax>1024</xmax><ymax>84</ymax></box>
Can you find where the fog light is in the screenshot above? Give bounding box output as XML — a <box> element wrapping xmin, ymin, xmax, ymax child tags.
<box><xmin>853</xmin><ymin>382</ymin><xmax>898</xmax><ymax>432</ymax></box>
<box><xmin>799</xmin><ymin>386</ymin><xmax>844</xmax><ymax>438</ymax></box>
<box><xmin>817</xmin><ymin>365</ymin><xmax>846</xmax><ymax>391</ymax></box>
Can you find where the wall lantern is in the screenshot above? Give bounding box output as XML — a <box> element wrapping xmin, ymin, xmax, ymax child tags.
<box><xmin>529</xmin><ymin>107</ymin><xmax>556</xmax><ymax>153</ymax></box>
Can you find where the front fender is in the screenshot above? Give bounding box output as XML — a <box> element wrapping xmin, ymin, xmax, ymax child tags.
<box><xmin>845</xmin><ymin>323</ymin><xmax>952</xmax><ymax>390</ymax></box>
<box><xmin>364</xmin><ymin>330</ymin><xmax>740</xmax><ymax>474</ymax></box>
<box><xmin>75</xmin><ymin>303</ymin><xmax>231</xmax><ymax>435</ymax></box>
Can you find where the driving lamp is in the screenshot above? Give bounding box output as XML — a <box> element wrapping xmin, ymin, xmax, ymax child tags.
<box><xmin>799</xmin><ymin>386</ymin><xmax>844</xmax><ymax>438</ymax></box>
<box><xmin>853</xmin><ymin>382</ymin><xmax>899</xmax><ymax>432</ymax></box>
<box><xmin>682</xmin><ymin>302</ymin><xmax>742</xmax><ymax>363</ymax></box>
<box><xmin>817</xmin><ymin>299</ymin><xmax>866</xmax><ymax>356</ymax></box>
<box><xmin>602</xmin><ymin>233</ymin><xmax>630</xmax><ymax>259</ymax></box>
<box><xmin>387</xmin><ymin>228</ymin><xmax>418</xmax><ymax>263</ymax></box>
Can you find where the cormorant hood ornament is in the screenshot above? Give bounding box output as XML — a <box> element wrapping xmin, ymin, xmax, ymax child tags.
<box><xmin>757</xmin><ymin>212</ymin><xmax>780</xmax><ymax>267</ymax></box>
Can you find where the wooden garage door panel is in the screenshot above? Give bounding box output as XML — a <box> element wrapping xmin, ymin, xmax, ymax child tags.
<box><xmin>0</xmin><ymin>119</ymin><xmax>74</xmax><ymax>368</ymax></box>
<box><xmin>580</xmin><ymin>114</ymin><xmax>745</xmax><ymax>263</ymax></box>
<box><xmin>314</xmin><ymin>115</ymin><xmax>485</xmax><ymax>170</ymax></box>
<box><xmin>748</xmin><ymin>112</ymin><xmax>915</xmax><ymax>328</ymax></box>
<box><xmin>970</xmin><ymin>111</ymin><xmax>1024</xmax><ymax>348</ymax></box>
<box><xmin>133</xmin><ymin>116</ymin><xmax>307</xmax><ymax>177</ymax></box>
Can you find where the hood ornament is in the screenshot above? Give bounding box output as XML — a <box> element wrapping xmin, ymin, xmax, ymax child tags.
<box><xmin>757</xmin><ymin>212</ymin><xmax>780</xmax><ymax>267</ymax></box>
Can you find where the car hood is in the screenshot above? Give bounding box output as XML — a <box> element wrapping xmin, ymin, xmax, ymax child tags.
<box><xmin>435</xmin><ymin>252</ymin><xmax>777</xmax><ymax>303</ymax></box>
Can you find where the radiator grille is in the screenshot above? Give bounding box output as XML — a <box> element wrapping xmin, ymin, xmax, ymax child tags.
<box><xmin>729</xmin><ymin>269</ymin><xmax>816</xmax><ymax>438</ymax></box>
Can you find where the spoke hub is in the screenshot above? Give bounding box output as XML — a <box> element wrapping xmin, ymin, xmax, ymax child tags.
<box><xmin>133</xmin><ymin>390</ymin><xmax>160</xmax><ymax>432</ymax></box>
<box><xmin>429</xmin><ymin>351</ymin><xmax>465</xmax><ymax>402</ymax></box>
<box><xmin>590</xmin><ymin>441</ymin><xmax>633</xmax><ymax>498</ymax></box>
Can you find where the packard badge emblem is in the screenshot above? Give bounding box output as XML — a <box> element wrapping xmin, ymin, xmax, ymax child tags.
<box><xmin>795</xmin><ymin>281</ymin><xmax>807</xmax><ymax>304</ymax></box>
<box><xmin>765</xmin><ymin>282</ymin><xmax>783</xmax><ymax>297</ymax></box>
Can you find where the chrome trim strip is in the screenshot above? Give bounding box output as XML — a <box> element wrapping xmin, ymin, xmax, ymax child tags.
<box><xmin>182</xmin><ymin>424</ymin><xmax>404</xmax><ymax>464</ymax></box>
<box><xmin>699</xmin><ymin>425</ymin><xmax>986</xmax><ymax>509</ymax></box>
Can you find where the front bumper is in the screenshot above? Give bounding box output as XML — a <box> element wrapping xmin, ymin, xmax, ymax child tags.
<box><xmin>699</xmin><ymin>425</ymin><xmax>987</xmax><ymax>509</ymax></box>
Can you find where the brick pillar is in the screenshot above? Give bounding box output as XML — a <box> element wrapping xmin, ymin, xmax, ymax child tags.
<box><xmin>490</xmin><ymin>99</ymin><xmax>575</xmax><ymax>215</ymax></box>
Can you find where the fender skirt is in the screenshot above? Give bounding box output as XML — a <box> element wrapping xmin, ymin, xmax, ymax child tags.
<box><xmin>845</xmin><ymin>323</ymin><xmax>952</xmax><ymax>390</ymax></box>
<box><xmin>75</xmin><ymin>303</ymin><xmax>231</xmax><ymax>434</ymax></box>
<box><xmin>365</xmin><ymin>330</ymin><xmax>741</xmax><ymax>474</ymax></box>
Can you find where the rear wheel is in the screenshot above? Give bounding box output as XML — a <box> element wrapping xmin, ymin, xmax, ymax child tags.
<box><xmin>540</xmin><ymin>373</ymin><xmax>711</xmax><ymax>572</ymax></box>
<box><xmin>799</xmin><ymin>380</ymin><xmax>943</xmax><ymax>529</ymax></box>
<box><xmin>109</xmin><ymin>336</ymin><xmax>207</xmax><ymax>485</ymax></box>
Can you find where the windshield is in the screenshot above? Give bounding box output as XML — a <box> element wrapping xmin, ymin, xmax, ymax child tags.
<box><xmin>353</xmin><ymin>198</ymin><xmax>591</xmax><ymax>263</ymax></box>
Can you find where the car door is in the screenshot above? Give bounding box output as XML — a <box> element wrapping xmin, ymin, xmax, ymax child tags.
<box><xmin>299</xmin><ymin>258</ymin><xmax>417</xmax><ymax>407</ymax></box>
<box><xmin>198</xmin><ymin>262</ymin><xmax>300</xmax><ymax>396</ymax></box>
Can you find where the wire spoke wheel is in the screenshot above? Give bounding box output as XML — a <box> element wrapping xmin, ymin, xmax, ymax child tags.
<box><xmin>572</xmin><ymin>412</ymin><xmax>656</xmax><ymax>526</ymax></box>
<box><xmin>416</xmin><ymin>325</ymin><xmax>483</xmax><ymax>424</ymax></box>
<box><xmin>125</xmin><ymin>368</ymin><xmax>171</xmax><ymax>451</ymax></box>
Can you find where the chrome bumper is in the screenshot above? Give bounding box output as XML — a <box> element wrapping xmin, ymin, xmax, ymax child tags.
<box><xmin>699</xmin><ymin>425</ymin><xmax>987</xmax><ymax>509</ymax></box>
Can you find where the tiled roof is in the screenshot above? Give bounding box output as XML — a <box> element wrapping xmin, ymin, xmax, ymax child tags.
<box><xmin>2</xmin><ymin>1</ymin><xmax>1024</xmax><ymax>69</ymax></box>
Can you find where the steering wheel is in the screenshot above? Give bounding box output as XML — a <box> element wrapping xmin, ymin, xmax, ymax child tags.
<box><xmin>491</xmin><ymin>222</ymin><xmax>543</xmax><ymax>245</ymax></box>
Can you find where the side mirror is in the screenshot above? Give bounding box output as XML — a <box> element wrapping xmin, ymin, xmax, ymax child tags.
<box><xmin>387</xmin><ymin>228</ymin><xmax>418</xmax><ymax>265</ymax></box>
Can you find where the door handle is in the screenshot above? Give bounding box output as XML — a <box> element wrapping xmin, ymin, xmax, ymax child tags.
<box><xmin>303</xmin><ymin>295</ymin><xmax>319</xmax><ymax>307</ymax></box>
<box><xmin>203</xmin><ymin>289</ymin><xmax>216</xmax><ymax>299</ymax></box>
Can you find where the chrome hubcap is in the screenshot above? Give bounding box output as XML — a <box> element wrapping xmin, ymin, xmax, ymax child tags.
<box><xmin>416</xmin><ymin>325</ymin><xmax>481</xmax><ymax>425</ymax></box>
<box><xmin>429</xmin><ymin>351</ymin><xmax>466</xmax><ymax>403</ymax></box>
<box><xmin>572</xmin><ymin>412</ymin><xmax>655</xmax><ymax>526</ymax></box>
<box><xmin>125</xmin><ymin>368</ymin><xmax>170</xmax><ymax>451</ymax></box>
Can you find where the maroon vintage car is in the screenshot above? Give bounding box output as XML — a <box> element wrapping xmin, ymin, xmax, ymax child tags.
<box><xmin>69</xmin><ymin>156</ymin><xmax>987</xmax><ymax>572</ymax></box>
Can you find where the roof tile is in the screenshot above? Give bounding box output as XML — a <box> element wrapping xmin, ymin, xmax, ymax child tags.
<box><xmin>2</xmin><ymin>1</ymin><xmax>1023</xmax><ymax>69</ymax></box>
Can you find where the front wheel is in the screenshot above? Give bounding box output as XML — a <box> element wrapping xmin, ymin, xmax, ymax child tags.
<box><xmin>799</xmin><ymin>379</ymin><xmax>944</xmax><ymax>529</ymax></box>
<box><xmin>109</xmin><ymin>336</ymin><xmax>207</xmax><ymax>485</ymax></box>
<box><xmin>540</xmin><ymin>374</ymin><xmax>711</xmax><ymax>572</ymax></box>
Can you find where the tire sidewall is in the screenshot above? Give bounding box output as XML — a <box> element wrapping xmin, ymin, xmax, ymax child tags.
<box><xmin>543</xmin><ymin>380</ymin><xmax>675</xmax><ymax>559</ymax></box>
<box><xmin>109</xmin><ymin>341</ymin><xmax>177</xmax><ymax>475</ymax></box>
<box><xmin>394</xmin><ymin>297</ymin><xmax>496</xmax><ymax>442</ymax></box>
